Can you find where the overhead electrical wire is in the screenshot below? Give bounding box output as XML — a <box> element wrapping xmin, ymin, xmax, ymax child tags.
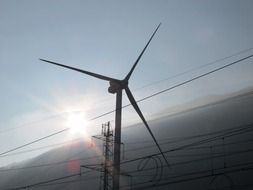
<box><xmin>9</xmin><ymin>165</ymin><xmax>253</xmax><ymax>190</ymax></box>
<box><xmin>3</xmin><ymin>121</ymin><xmax>253</xmax><ymax>188</ymax></box>
<box><xmin>0</xmin><ymin>114</ymin><xmax>252</xmax><ymax>167</ymax></box>
<box><xmin>37</xmin><ymin>160</ymin><xmax>253</xmax><ymax>190</ymax></box>
<box><xmin>25</xmin><ymin>175</ymin><xmax>100</xmax><ymax>189</ymax></box>
<box><xmin>121</xmin><ymin>162</ymin><xmax>253</xmax><ymax>190</ymax></box>
<box><xmin>131</xmin><ymin>166</ymin><xmax>253</xmax><ymax>190</ymax></box>
<box><xmin>2</xmin><ymin>137</ymin><xmax>252</xmax><ymax>173</ymax></box>
<box><xmin>125</xmin><ymin>119</ymin><xmax>253</xmax><ymax>145</ymax></box>
<box><xmin>123</xmin><ymin>147</ymin><xmax>253</xmax><ymax>176</ymax></box>
<box><xmin>134</xmin><ymin>46</ymin><xmax>253</xmax><ymax>91</ymax></box>
<box><xmin>124</xmin><ymin>138</ymin><xmax>253</xmax><ymax>157</ymax></box>
<box><xmin>6</xmin><ymin>147</ymin><xmax>253</xmax><ymax>189</ymax></box>
<box><xmin>0</xmin><ymin>116</ymin><xmax>249</xmax><ymax>160</ymax></box>
<box><xmin>1</xmin><ymin>121</ymin><xmax>252</xmax><ymax>175</ymax></box>
<box><xmin>0</xmin><ymin>128</ymin><xmax>69</xmax><ymax>157</ymax></box>
<box><xmin>1</xmin><ymin>121</ymin><xmax>251</xmax><ymax>174</ymax></box>
<box><xmin>124</xmin><ymin>157</ymin><xmax>253</xmax><ymax>181</ymax></box>
<box><xmin>89</xmin><ymin>53</ymin><xmax>253</xmax><ymax>121</ymax></box>
<box><xmin>138</xmin><ymin>54</ymin><xmax>253</xmax><ymax>103</ymax></box>
<box><xmin>4</xmin><ymin>170</ymin><xmax>93</xmax><ymax>190</ymax></box>
<box><xmin>0</xmin><ymin>137</ymin><xmax>85</xmax><ymax>158</ymax></box>
<box><xmin>1</xmin><ymin>115</ymin><xmax>253</xmax><ymax>159</ymax></box>
<box><xmin>119</xmin><ymin>123</ymin><xmax>253</xmax><ymax>165</ymax></box>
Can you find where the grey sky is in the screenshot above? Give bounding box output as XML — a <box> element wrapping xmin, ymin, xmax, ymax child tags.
<box><xmin>0</xmin><ymin>0</ymin><xmax>253</xmax><ymax>166</ymax></box>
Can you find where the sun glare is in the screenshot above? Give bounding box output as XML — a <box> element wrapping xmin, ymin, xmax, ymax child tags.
<box><xmin>66</xmin><ymin>112</ymin><xmax>89</xmax><ymax>137</ymax></box>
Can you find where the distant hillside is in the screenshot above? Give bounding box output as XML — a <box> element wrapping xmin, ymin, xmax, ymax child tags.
<box><xmin>151</xmin><ymin>86</ymin><xmax>253</xmax><ymax>120</ymax></box>
<box><xmin>1</xmin><ymin>88</ymin><xmax>253</xmax><ymax>190</ymax></box>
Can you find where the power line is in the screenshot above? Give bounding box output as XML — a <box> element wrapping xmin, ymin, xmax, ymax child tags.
<box><xmin>1</xmin><ymin>131</ymin><xmax>252</xmax><ymax>173</ymax></box>
<box><xmin>125</xmin><ymin>119</ymin><xmax>253</xmax><ymax>145</ymax></box>
<box><xmin>1</xmin><ymin>122</ymin><xmax>252</xmax><ymax>173</ymax></box>
<box><xmin>4</xmin><ymin>131</ymin><xmax>253</xmax><ymax>189</ymax></box>
<box><xmin>125</xmin><ymin>138</ymin><xmax>253</xmax><ymax>157</ymax></box>
<box><xmin>0</xmin><ymin>128</ymin><xmax>69</xmax><ymax>157</ymax></box>
<box><xmin>0</xmin><ymin>156</ymin><xmax>98</xmax><ymax>173</ymax></box>
<box><xmin>130</xmin><ymin>165</ymin><xmax>253</xmax><ymax>190</ymax></box>
<box><xmin>2</xmin><ymin>114</ymin><xmax>253</xmax><ymax>159</ymax></box>
<box><xmin>5</xmin><ymin>171</ymin><xmax>93</xmax><ymax>190</ymax></box>
<box><xmin>1</xmin><ymin>116</ymin><xmax>252</xmax><ymax>174</ymax></box>
<box><xmin>136</xmin><ymin>54</ymin><xmax>253</xmax><ymax>105</ymax></box>
<box><xmin>121</xmin><ymin>122</ymin><xmax>253</xmax><ymax>165</ymax></box>
<box><xmin>32</xmin><ymin>159</ymin><xmax>253</xmax><ymax>190</ymax></box>
<box><xmin>134</xmin><ymin>46</ymin><xmax>253</xmax><ymax>91</ymax></box>
<box><xmin>3</xmin><ymin>122</ymin><xmax>253</xmax><ymax>188</ymax></box>
<box><xmin>90</xmin><ymin>53</ymin><xmax>253</xmax><ymax>121</ymax></box>
<box><xmin>6</xmin><ymin>148</ymin><xmax>253</xmax><ymax>190</ymax></box>
<box><xmin>26</xmin><ymin>175</ymin><xmax>100</xmax><ymax>188</ymax></box>
<box><xmin>1</xmin><ymin>118</ymin><xmax>253</xmax><ymax>173</ymax></box>
<box><xmin>0</xmin><ymin>137</ymin><xmax>85</xmax><ymax>158</ymax></box>
<box><xmin>1</xmin><ymin>104</ymin><xmax>252</xmax><ymax>164</ymax></box>
<box><xmin>125</xmin><ymin>157</ymin><xmax>253</xmax><ymax>181</ymax></box>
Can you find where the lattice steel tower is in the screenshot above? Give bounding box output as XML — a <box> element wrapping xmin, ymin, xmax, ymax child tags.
<box><xmin>93</xmin><ymin>122</ymin><xmax>114</xmax><ymax>190</ymax></box>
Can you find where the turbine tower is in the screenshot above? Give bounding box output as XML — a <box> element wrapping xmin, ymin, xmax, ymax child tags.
<box><xmin>40</xmin><ymin>23</ymin><xmax>169</xmax><ymax>190</ymax></box>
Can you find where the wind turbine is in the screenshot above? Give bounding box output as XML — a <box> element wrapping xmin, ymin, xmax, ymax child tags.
<box><xmin>40</xmin><ymin>23</ymin><xmax>169</xmax><ymax>190</ymax></box>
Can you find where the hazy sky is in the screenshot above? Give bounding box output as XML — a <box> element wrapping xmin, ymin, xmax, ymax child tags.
<box><xmin>0</xmin><ymin>0</ymin><xmax>253</xmax><ymax>166</ymax></box>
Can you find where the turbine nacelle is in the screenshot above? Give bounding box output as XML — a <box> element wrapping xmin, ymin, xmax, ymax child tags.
<box><xmin>108</xmin><ymin>80</ymin><xmax>128</xmax><ymax>94</ymax></box>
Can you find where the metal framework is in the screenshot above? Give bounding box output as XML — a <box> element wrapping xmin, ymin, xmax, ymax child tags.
<box><xmin>101</xmin><ymin>122</ymin><xmax>114</xmax><ymax>190</ymax></box>
<box><xmin>92</xmin><ymin>122</ymin><xmax>114</xmax><ymax>190</ymax></box>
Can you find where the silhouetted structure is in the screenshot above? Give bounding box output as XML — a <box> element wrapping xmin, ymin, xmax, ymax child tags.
<box><xmin>93</xmin><ymin>122</ymin><xmax>114</xmax><ymax>190</ymax></box>
<box><xmin>40</xmin><ymin>23</ymin><xmax>169</xmax><ymax>190</ymax></box>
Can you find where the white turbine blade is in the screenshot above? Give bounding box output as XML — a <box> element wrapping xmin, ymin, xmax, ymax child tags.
<box><xmin>40</xmin><ymin>59</ymin><xmax>117</xmax><ymax>82</ymax></box>
<box><xmin>124</xmin><ymin>23</ymin><xmax>161</xmax><ymax>81</ymax></box>
<box><xmin>124</xmin><ymin>86</ymin><xmax>170</xmax><ymax>168</ymax></box>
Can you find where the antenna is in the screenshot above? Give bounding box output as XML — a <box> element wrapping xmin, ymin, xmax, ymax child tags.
<box><xmin>40</xmin><ymin>23</ymin><xmax>169</xmax><ymax>190</ymax></box>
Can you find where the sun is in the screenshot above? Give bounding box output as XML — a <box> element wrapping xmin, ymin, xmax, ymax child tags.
<box><xmin>66</xmin><ymin>112</ymin><xmax>89</xmax><ymax>137</ymax></box>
